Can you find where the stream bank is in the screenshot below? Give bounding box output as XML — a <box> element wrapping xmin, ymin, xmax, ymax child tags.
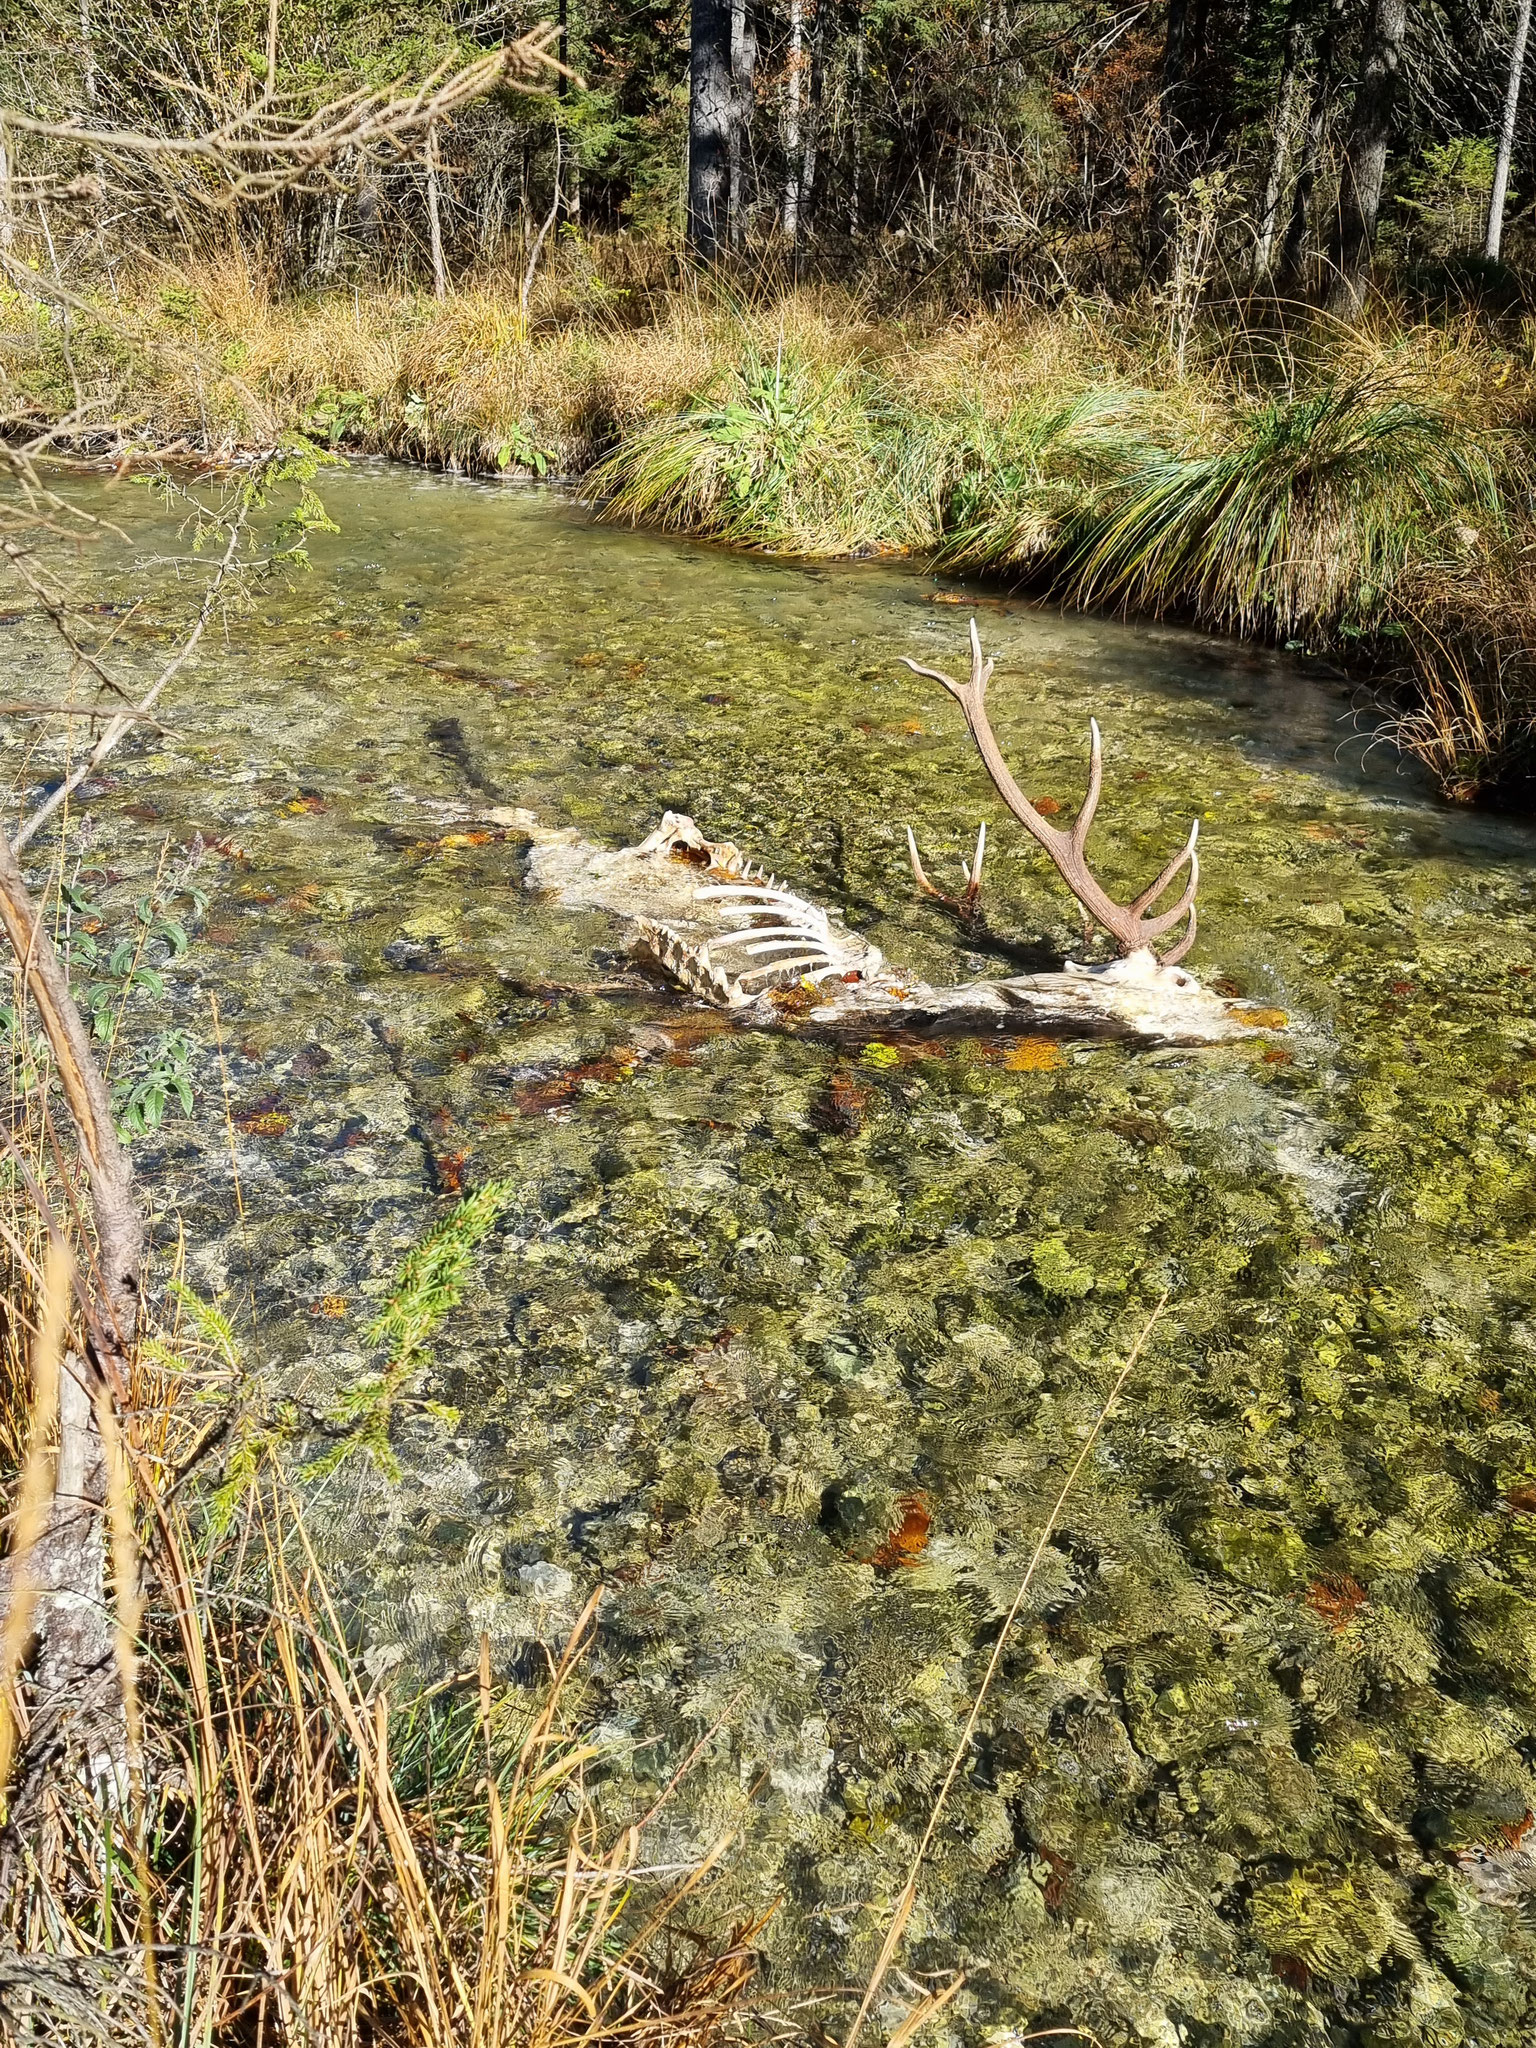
<box><xmin>5</xmin><ymin>258</ymin><xmax>1533</xmax><ymax>803</ymax></box>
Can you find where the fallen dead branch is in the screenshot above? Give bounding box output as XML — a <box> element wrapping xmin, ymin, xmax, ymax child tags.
<box><xmin>5</xmin><ymin>36</ymin><xmax>564</xmax><ymax>212</ymax></box>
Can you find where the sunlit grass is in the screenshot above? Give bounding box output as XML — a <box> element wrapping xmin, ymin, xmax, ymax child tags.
<box><xmin>3</xmin><ymin>239</ymin><xmax>1533</xmax><ymax>792</ymax></box>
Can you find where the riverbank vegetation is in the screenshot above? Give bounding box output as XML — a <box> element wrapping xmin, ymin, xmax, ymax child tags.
<box><xmin>4</xmin><ymin>248</ymin><xmax>1534</xmax><ymax>796</ymax></box>
<box><xmin>3</xmin><ymin>0</ymin><xmax>1536</xmax><ymax>800</ymax></box>
<box><xmin>0</xmin><ymin>1133</ymin><xmax>762</xmax><ymax>2044</ymax></box>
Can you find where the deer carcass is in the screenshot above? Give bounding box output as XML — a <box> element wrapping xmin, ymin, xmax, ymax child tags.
<box><xmin>493</xmin><ymin>625</ymin><xmax>1282</xmax><ymax>1047</ymax></box>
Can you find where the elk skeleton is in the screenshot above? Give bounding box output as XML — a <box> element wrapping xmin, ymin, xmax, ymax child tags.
<box><xmin>902</xmin><ymin>619</ymin><xmax>1201</xmax><ymax>966</ymax></box>
<box><xmin>484</xmin><ymin>625</ymin><xmax>1275</xmax><ymax>1046</ymax></box>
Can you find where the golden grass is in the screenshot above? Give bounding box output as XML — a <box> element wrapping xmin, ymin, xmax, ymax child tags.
<box><xmin>4</xmin><ymin>238</ymin><xmax>1535</xmax><ymax>794</ymax></box>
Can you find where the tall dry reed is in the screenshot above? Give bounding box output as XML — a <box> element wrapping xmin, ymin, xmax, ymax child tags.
<box><xmin>0</xmin><ymin>1137</ymin><xmax>759</xmax><ymax>2048</ymax></box>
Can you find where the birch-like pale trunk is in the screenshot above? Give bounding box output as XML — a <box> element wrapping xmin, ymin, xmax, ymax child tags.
<box><xmin>801</xmin><ymin>0</ymin><xmax>823</xmax><ymax>229</ymax></box>
<box><xmin>728</xmin><ymin>0</ymin><xmax>755</xmax><ymax>246</ymax></box>
<box><xmin>1252</xmin><ymin>0</ymin><xmax>1306</xmax><ymax>279</ymax></box>
<box><xmin>783</xmin><ymin>0</ymin><xmax>804</xmax><ymax>238</ymax></box>
<box><xmin>849</xmin><ymin>8</ymin><xmax>864</xmax><ymax>234</ymax></box>
<box><xmin>426</xmin><ymin>121</ymin><xmax>447</xmax><ymax>297</ymax></box>
<box><xmin>0</xmin><ymin>123</ymin><xmax>13</xmax><ymax>254</ymax></box>
<box><xmin>1487</xmin><ymin>0</ymin><xmax>1534</xmax><ymax>261</ymax></box>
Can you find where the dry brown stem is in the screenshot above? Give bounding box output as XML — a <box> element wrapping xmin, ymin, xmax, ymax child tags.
<box><xmin>844</xmin><ymin>1291</ymin><xmax>1169</xmax><ymax>2048</ymax></box>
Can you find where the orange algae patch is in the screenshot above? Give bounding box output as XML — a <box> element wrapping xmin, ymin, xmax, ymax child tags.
<box><xmin>239</xmin><ymin>1109</ymin><xmax>290</xmax><ymax>1137</ymax></box>
<box><xmin>1003</xmin><ymin>1038</ymin><xmax>1065</xmax><ymax>1073</ymax></box>
<box><xmin>1304</xmin><ymin>1574</ymin><xmax>1367</xmax><ymax>1632</ymax></box>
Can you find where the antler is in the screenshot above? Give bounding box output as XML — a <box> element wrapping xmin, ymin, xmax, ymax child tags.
<box><xmin>905</xmin><ymin>820</ymin><xmax>986</xmax><ymax>928</ymax></box>
<box><xmin>901</xmin><ymin>619</ymin><xmax>1200</xmax><ymax>966</ymax></box>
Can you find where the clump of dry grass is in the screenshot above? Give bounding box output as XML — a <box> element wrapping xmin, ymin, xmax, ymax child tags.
<box><xmin>0</xmin><ymin>1135</ymin><xmax>760</xmax><ymax>2048</ymax></box>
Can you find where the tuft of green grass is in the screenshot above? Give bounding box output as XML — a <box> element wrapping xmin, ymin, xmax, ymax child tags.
<box><xmin>932</xmin><ymin>389</ymin><xmax>1153</xmax><ymax>573</ymax></box>
<box><xmin>1059</xmin><ymin>376</ymin><xmax>1507</xmax><ymax>640</ymax></box>
<box><xmin>587</xmin><ymin>344</ymin><xmax>880</xmax><ymax>552</ymax></box>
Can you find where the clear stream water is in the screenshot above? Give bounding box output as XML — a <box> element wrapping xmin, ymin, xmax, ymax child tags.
<box><xmin>10</xmin><ymin>466</ymin><xmax>1536</xmax><ymax>2046</ymax></box>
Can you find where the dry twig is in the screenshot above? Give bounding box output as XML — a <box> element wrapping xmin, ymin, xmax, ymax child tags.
<box><xmin>845</xmin><ymin>1291</ymin><xmax>1170</xmax><ymax>2048</ymax></box>
<box><xmin>6</xmin><ymin>37</ymin><xmax>563</xmax><ymax>211</ymax></box>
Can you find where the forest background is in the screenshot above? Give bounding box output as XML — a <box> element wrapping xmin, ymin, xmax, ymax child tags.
<box><xmin>2</xmin><ymin>0</ymin><xmax>1536</xmax><ymax>796</ymax></box>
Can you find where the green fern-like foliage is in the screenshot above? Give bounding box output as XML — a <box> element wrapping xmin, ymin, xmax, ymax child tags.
<box><xmin>305</xmin><ymin>1179</ymin><xmax>517</xmax><ymax>1482</ymax></box>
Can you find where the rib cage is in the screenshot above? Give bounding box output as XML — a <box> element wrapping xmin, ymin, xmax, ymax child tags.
<box><xmin>624</xmin><ymin>813</ymin><xmax>867</xmax><ymax>1007</ymax></box>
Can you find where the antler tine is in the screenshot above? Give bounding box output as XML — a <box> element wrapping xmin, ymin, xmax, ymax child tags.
<box><xmin>905</xmin><ymin>825</ymin><xmax>948</xmax><ymax>902</ymax></box>
<box><xmin>1071</xmin><ymin>719</ymin><xmax>1103</xmax><ymax>855</ymax></box>
<box><xmin>1160</xmin><ymin>905</ymin><xmax>1197</xmax><ymax>965</ymax></box>
<box><xmin>899</xmin><ymin>656</ymin><xmax>965</xmax><ymax>702</ymax></box>
<box><xmin>906</xmin><ymin>822</ymin><xmax>987</xmax><ymax>925</ymax></box>
<box><xmin>1140</xmin><ymin>845</ymin><xmax>1199</xmax><ymax>952</ymax></box>
<box><xmin>963</xmin><ymin>821</ymin><xmax>986</xmax><ymax>897</ymax></box>
<box><xmin>1129</xmin><ymin>818</ymin><xmax>1200</xmax><ymax>923</ymax></box>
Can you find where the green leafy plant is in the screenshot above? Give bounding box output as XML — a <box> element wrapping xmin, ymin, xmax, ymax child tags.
<box><xmin>306</xmin><ymin>1178</ymin><xmax>518</xmax><ymax>1480</ymax></box>
<box><xmin>589</xmin><ymin>343</ymin><xmax>873</xmax><ymax>549</ymax></box>
<box><xmin>304</xmin><ymin>385</ymin><xmax>376</xmax><ymax>446</ymax></box>
<box><xmin>113</xmin><ymin>1029</ymin><xmax>195</xmax><ymax>1139</ymax></box>
<box><xmin>494</xmin><ymin>423</ymin><xmax>553</xmax><ymax>476</ymax></box>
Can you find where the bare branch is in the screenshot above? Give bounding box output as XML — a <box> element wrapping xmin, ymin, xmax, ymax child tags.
<box><xmin>6</xmin><ymin>35</ymin><xmax>564</xmax><ymax>212</ymax></box>
<box><xmin>11</xmin><ymin>512</ymin><xmax>245</xmax><ymax>852</ymax></box>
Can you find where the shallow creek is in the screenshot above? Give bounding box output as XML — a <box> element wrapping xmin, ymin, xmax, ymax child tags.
<box><xmin>11</xmin><ymin>466</ymin><xmax>1536</xmax><ymax>2045</ymax></box>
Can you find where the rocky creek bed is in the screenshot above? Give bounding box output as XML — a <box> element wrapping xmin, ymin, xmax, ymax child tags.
<box><xmin>8</xmin><ymin>464</ymin><xmax>1536</xmax><ymax>2046</ymax></box>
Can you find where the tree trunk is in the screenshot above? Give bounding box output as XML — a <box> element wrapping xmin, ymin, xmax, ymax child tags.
<box><xmin>0</xmin><ymin>123</ymin><xmax>13</xmax><ymax>254</ymax></box>
<box><xmin>1487</xmin><ymin>0</ymin><xmax>1534</xmax><ymax>260</ymax></box>
<box><xmin>0</xmin><ymin>831</ymin><xmax>142</xmax><ymax>1804</ymax></box>
<box><xmin>849</xmin><ymin>7</ymin><xmax>864</xmax><ymax>235</ymax></box>
<box><xmin>802</xmin><ymin>0</ymin><xmax>825</xmax><ymax>230</ymax></box>
<box><xmin>426</xmin><ymin>123</ymin><xmax>447</xmax><ymax>298</ymax></box>
<box><xmin>1327</xmin><ymin>0</ymin><xmax>1408</xmax><ymax>313</ymax></box>
<box><xmin>728</xmin><ymin>0</ymin><xmax>756</xmax><ymax>247</ymax></box>
<box><xmin>1149</xmin><ymin>0</ymin><xmax>1191</xmax><ymax>264</ymax></box>
<box><xmin>558</xmin><ymin>0</ymin><xmax>582</xmax><ymax>224</ymax></box>
<box><xmin>689</xmin><ymin>0</ymin><xmax>733</xmax><ymax>256</ymax></box>
<box><xmin>354</xmin><ymin>155</ymin><xmax>381</xmax><ymax>263</ymax></box>
<box><xmin>783</xmin><ymin>0</ymin><xmax>805</xmax><ymax>238</ymax></box>
<box><xmin>1276</xmin><ymin>0</ymin><xmax>1346</xmax><ymax>291</ymax></box>
<box><xmin>1252</xmin><ymin>0</ymin><xmax>1306</xmax><ymax>279</ymax></box>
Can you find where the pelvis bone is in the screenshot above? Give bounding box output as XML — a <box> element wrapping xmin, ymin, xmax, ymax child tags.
<box><xmin>504</xmin><ymin>808</ymin><xmax>1279</xmax><ymax>1047</ymax></box>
